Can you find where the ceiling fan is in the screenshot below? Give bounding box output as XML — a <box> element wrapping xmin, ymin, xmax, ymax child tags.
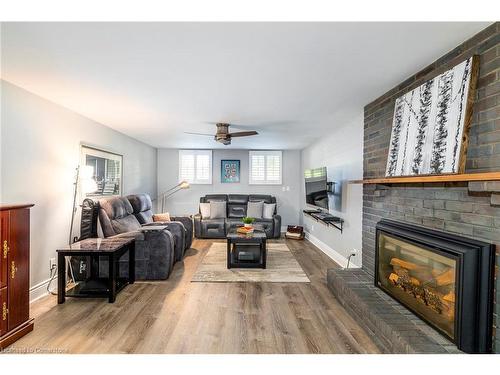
<box><xmin>184</xmin><ymin>123</ymin><xmax>258</xmax><ymax>145</ymax></box>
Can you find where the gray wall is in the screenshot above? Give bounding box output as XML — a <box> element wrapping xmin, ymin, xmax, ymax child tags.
<box><xmin>362</xmin><ymin>23</ymin><xmax>500</xmax><ymax>352</ymax></box>
<box><xmin>157</xmin><ymin>148</ymin><xmax>301</xmax><ymax>227</ymax></box>
<box><xmin>0</xmin><ymin>80</ymin><xmax>158</xmax><ymax>300</ymax></box>
<box><xmin>300</xmin><ymin>114</ymin><xmax>364</xmax><ymax>267</ymax></box>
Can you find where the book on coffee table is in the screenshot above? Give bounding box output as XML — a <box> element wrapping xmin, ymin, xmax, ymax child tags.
<box><xmin>236</xmin><ymin>226</ymin><xmax>254</xmax><ymax>234</ymax></box>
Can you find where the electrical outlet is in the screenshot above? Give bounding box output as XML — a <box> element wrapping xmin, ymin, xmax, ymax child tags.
<box><xmin>351</xmin><ymin>249</ymin><xmax>359</xmax><ymax>256</ymax></box>
<box><xmin>311</xmin><ymin>224</ymin><xmax>314</xmax><ymax>231</ymax></box>
<box><xmin>49</xmin><ymin>257</ymin><xmax>57</xmax><ymax>271</ymax></box>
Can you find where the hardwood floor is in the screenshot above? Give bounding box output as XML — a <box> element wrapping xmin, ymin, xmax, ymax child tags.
<box><xmin>11</xmin><ymin>238</ymin><xmax>381</xmax><ymax>354</ymax></box>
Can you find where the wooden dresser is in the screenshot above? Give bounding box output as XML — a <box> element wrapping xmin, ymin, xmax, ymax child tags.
<box><xmin>0</xmin><ymin>204</ymin><xmax>34</xmax><ymax>349</ymax></box>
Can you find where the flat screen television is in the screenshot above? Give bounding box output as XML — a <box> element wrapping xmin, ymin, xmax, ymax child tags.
<box><xmin>304</xmin><ymin>167</ymin><xmax>329</xmax><ymax>210</ymax></box>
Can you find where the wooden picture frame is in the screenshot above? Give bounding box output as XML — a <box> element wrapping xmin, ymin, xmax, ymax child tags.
<box><xmin>385</xmin><ymin>55</ymin><xmax>480</xmax><ymax>177</ymax></box>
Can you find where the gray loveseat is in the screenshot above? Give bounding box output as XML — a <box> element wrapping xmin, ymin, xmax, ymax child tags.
<box><xmin>94</xmin><ymin>194</ymin><xmax>193</xmax><ymax>280</ymax></box>
<box><xmin>194</xmin><ymin>194</ymin><xmax>281</xmax><ymax>239</ymax></box>
<box><xmin>127</xmin><ymin>193</ymin><xmax>193</xmax><ymax>261</ymax></box>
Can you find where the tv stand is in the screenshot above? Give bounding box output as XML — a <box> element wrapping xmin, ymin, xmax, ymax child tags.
<box><xmin>302</xmin><ymin>209</ymin><xmax>344</xmax><ymax>233</ymax></box>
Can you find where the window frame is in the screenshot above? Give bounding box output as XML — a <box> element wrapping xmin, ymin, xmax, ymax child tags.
<box><xmin>248</xmin><ymin>150</ymin><xmax>283</xmax><ymax>185</ymax></box>
<box><xmin>178</xmin><ymin>149</ymin><xmax>213</xmax><ymax>185</ymax></box>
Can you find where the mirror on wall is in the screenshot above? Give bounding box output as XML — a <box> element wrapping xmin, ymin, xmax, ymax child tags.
<box><xmin>80</xmin><ymin>145</ymin><xmax>123</xmax><ymax>197</ymax></box>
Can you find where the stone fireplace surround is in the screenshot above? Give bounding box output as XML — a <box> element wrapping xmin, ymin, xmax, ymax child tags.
<box><xmin>328</xmin><ymin>23</ymin><xmax>500</xmax><ymax>353</ymax></box>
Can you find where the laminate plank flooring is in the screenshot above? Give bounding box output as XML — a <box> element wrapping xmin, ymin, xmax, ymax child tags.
<box><xmin>10</xmin><ymin>238</ymin><xmax>381</xmax><ymax>354</ymax></box>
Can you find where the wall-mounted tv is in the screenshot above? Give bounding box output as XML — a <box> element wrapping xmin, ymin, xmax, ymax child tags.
<box><xmin>305</xmin><ymin>167</ymin><xmax>328</xmax><ymax>210</ymax></box>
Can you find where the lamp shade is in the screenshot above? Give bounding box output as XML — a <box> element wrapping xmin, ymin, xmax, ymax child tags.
<box><xmin>80</xmin><ymin>165</ymin><xmax>98</xmax><ymax>194</ymax></box>
<box><xmin>81</xmin><ymin>178</ymin><xmax>98</xmax><ymax>194</ymax></box>
<box><xmin>179</xmin><ymin>180</ymin><xmax>190</xmax><ymax>189</ymax></box>
<box><xmin>80</xmin><ymin>165</ymin><xmax>95</xmax><ymax>179</ymax></box>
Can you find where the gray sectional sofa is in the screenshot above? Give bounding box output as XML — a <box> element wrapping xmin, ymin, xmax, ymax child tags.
<box><xmin>88</xmin><ymin>194</ymin><xmax>193</xmax><ymax>280</ymax></box>
<box><xmin>194</xmin><ymin>194</ymin><xmax>281</xmax><ymax>239</ymax></box>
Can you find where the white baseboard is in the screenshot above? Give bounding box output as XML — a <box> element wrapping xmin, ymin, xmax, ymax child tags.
<box><xmin>304</xmin><ymin>231</ymin><xmax>361</xmax><ymax>269</ymax></box>
<box><xmin>30</xmin><ymin>276</ymin><xmax>57</xmax><ymax>303</ymax></box>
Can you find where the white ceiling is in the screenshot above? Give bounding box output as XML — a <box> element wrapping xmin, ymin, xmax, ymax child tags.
<box><xmin>0</xmin><ymin>22</ymin><xmax>491</xmax><ymax>149</ymax></box>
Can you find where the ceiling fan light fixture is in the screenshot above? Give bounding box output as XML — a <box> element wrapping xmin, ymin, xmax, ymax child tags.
<box><xmin>184</xmin><ymin>122</ymin><xmax>258</xmax><ymax>146</ymax></box>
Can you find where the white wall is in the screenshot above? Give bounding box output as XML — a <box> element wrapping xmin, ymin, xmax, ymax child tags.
<box><xmin>157</xmin><ymin>148</ymin><xmax>301</xmax><ymax>227</ymax></box>
<box><xmin>0</xmin><ymin>80</ymin><xmax>157</xmax><ymax>300</ymax></box>
<box><xmin>300</xmin><ymin>114</ymin><xmax>364</xmax><ymax>267</ymax></box>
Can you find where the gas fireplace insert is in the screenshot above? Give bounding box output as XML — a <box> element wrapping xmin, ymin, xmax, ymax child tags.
<box><xmin>375</xmin><ymin>219</ymin><xmax>495</xmax><ymax>353</ymax></box>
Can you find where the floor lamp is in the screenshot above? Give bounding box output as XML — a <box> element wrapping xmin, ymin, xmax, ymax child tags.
<box><xmin>69</xmin><ymin>165</ymin><xmax>98</xmax><ymax>245</ymax></box>
<box><xmin>67</xmin><ymin>165</ymin><xmax>97</xmax><ymax>282</ymax></box>
<box><xmin>159</xmin><ymin>180</ymin><xmax>190</xmax><ymax>212</ymax></box>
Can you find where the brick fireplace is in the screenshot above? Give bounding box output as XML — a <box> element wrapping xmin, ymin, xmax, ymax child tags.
<box><xmin>327</xmin><ymin>23</ymin><xmax>499</xmax><ymax>354</ymax></box>
<box><xmin>361</xmin><ymin>23</ymin><xmax>499</xmax><ymax>352</ymax></box>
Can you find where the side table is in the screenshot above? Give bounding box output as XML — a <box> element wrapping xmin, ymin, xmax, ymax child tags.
<box><xmin>57</xmin><ymin>236</ymin><xmax>135</xmax><ymax>304</ymax></box>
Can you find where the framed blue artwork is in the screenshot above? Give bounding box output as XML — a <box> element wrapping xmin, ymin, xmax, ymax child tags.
<box><xmin>221</xmin><ymin>160</ymin><xmax>240</xmax><ymax>183</ymax></box>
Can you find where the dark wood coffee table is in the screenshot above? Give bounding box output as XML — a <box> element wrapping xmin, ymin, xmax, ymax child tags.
<box><xmin>57</xmin><ymin>236</ymin><xmax>135</xmax><ymax>304</ymax></box>
<box><xmin>226</xmin><ymin>229</ymin><xmax>267</xmax><ymax>269</ymax></box>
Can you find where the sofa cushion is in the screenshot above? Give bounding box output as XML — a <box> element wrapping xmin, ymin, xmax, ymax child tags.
<box><xmin>227</xmin><ymin>204</ymin><xmax>246</xmax><ymax>218</ymax></box>
<box><xmin>201</xmin><ymin>218</ymin><xmax>226</xmax><ymax>238</ymax></box>
<box><xmin>227</xmin><ymin>194</ymin><xmax>248</xmax><ymax>218</ymax></box>
<box><xmin>210</xmin><ymin>201</ymin><xmax>226</xmax><ymax>219</ymax></box>
<box><xmin>98</xmin><ymin>196</ymin><xmax>141</xmax><ymax>237</ymax></box>
<box><xmin>263</xmin><ymin>203</ymin><xmax>276</xmax><ymax>219</ymax></box>
<box><xmin>153</xmin><ymin>213</ymin><xmax>171</xmax><ymax>222</ymax></box>
<box><xmin>227</xmin><ymin>194</ymin><xmax>248</xmax><ymax>205</ymax></box>
<box><xmin>253</xmin><ymin>218</ymin><xmax>274</xmax><ymax>238</ymax></box>
<box><xmin>127</xmin><ymin>193</ymin><xmax>154</xmax><ymax>224</ymax></box>
<box><xmin>247</xmin><ymin>201</ymin><xmax>263</xmax><ymax>219</ymax></box>
<box><xmin>199</xmin><ymin>203</ymin><xmax>211</xmax><ymax>219</ymax></box>
<box><xmin>202</xmin><ymin>194</ymin><xmax>228</xmax><ymax>203</ymax></box>
<box><xmin>249</xmin><ymin>194</ymin><xmax>274</xmax><ymax>204</ymax></box>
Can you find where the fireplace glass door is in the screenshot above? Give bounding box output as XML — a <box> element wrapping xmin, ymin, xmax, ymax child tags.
<box><xmin>377</xmin><ymin>232</ymin><xmax>457</xmax><ymax>340</ymax></box>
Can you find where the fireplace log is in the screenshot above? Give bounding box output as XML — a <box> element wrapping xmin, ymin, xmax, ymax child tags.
<box><xmin>390</xmin><ymin>257</ymin><xmax>423</xmax><ymax>271</ymax></box>
<box><xmin>443</xmin><ymin>291</ymin><xmax>455</xmax><ymax>303</ymax></box>
<box><xmin>433</xmin><ymin>268</ymin><xmax>455</xmax><ymax>286</ymax></box>
<box><xmin>389</xmin><ymin>273</ymin><xmax>399</xmax><ymax>285</ymax></box>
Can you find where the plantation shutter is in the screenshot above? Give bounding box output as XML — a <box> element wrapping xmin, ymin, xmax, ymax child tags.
<box><xmin>249</xmin><ymin>151</ymin><xmax>282</xmax><ymax>185</ymax></box>
<box><xmin>179</xmin><ymin>150</ymin><xmax>212</xmax><ymax>184</ymax></box>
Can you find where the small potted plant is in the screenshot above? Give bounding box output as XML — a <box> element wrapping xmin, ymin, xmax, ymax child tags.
<box><xmin>242</xmin><ymin>216</ymin><xmax>255</xmax><ymax>228</ymax></box>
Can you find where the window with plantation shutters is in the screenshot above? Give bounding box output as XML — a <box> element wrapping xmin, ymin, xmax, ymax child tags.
<box><xmin>179</xmin><ymin>150</ymin><xmax>212</xmax><ymax>184</ymax></box>
<box><xmin>249</xmin><ymin>151</ymin><xmax>282</xmax><ymax>185</ymax></box>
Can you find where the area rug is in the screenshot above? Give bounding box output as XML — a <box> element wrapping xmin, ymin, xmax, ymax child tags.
<box><xmin>192</xmin><ymin>242</ymin><xmax>310</xmax><ymax>283</ymax></box>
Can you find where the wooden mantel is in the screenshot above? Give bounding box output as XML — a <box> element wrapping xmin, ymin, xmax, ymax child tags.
<box><xmin>350</xmin><ymin>172</ymin><xmax>500</xmax><ymax>185</ymax></box>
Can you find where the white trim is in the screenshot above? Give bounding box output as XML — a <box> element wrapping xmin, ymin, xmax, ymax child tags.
<box><xmin>304</xmin><ymin>231</ymin><xmax>361</xmax><ymax>269</ymax></box>
<box><xmin>29</xmin><ymin>276</ymin><xmax>57</xmax><ymax>303</ymax></box>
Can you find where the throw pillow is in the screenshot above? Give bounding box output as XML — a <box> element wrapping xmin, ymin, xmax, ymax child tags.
<box><xmin>247</xmin><ymin>201</ymin><xmax>264</xmax><ymax>219</ymax></box>
<box><xmin>263</xmin><ymin>203</ymin><xmax>276</xmax><ymax>219</ymax></box>
<box><xmin>153</xmin><ymin>212</ymin><xmax>171</xmax><ymax>222</ymax></box>
<box><xmin>210</xmin><ymin>201</ymin><xmax>227</xmax><ymax>219</ymax></box>
<box><xmin>199</xmin><ymin>203</ymin><xmax>211</xmax><ymax>219</ymax></box>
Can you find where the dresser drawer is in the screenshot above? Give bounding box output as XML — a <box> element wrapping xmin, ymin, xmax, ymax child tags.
<box><xmin>0</xmin><ymin>211</ymin><xmax>9</xmax><ymax>289</ymax></box>
<box><xmin>0</xmin><ymin>287</ymin><xmax>7</xmax><ymax>336</ymax></box>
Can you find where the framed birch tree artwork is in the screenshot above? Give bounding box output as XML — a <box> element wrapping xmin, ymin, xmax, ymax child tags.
<box><xmin>385</xmin><ymin>56</ymin><xmax>479</xmax><ymax>177</ymax></box>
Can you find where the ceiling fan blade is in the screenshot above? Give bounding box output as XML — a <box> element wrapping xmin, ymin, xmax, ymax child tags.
<box><xmin>184</xmin><ymin>132</ymin><xmax>214</xmax><ymax>137</ymax></box>
<box><xmin>229</xmin><ymin>131</ymin><xmax>259</xmax><ymax>137</ymax></box>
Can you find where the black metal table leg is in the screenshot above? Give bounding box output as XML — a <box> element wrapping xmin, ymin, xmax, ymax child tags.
<box><xmin>227</xmin><ymin>240</ymin><xmax>231</xmax><ymax>269</ymax></box>
<box><xmin>262</xmin><ymin>239</ymin><xmax>267</xmax><ymax>269</ymax></box>
<box><xmin>128</xmin><ymin>242</ymin><xmax>135</xmax><ymax>284</ymax></box>
<box><xmin>108</xmin><ymin>254</ymin><xmax>116</xmax><ymax>303</ymax></box>
<box><xmin>57</xmin><ymin>253</ymin><xmax>66</xmax><ymax>304</ymax></box>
